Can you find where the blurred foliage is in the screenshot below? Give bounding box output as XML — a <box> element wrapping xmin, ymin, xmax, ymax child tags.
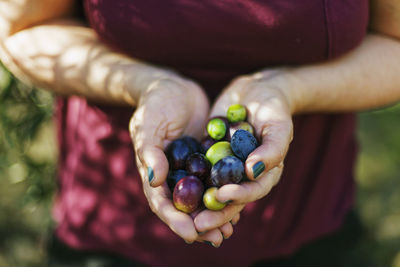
<box><xmin>0</xmin><ymin>62</ymin><xmax>399</xmax><ymax>266</ymax></box>
<box><xmin>355</xmin><ymin>103</ymin><xmax>400</xmax><ymax>267</ymax></box>
<box><xmin>0</xmin><ymin>63</ymin><xmax>57</xmax><ymax>267</ymax></box>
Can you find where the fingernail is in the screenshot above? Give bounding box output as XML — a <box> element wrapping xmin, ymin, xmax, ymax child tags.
<box><xmin>184</xmin><ymin>240</ymin><xmax>193</xmax><ymax>244</ymax></box>
<box><xmin>230</xmin><ymin>220</ymin><xmax>237</xmax><ymax>226</ymax></box>
<box><xmin>252</xmin><ymin>161</ymin><xmax>265</xmax><ymax>179</ymax></box>
<box><xmin>223</xmin><ymin>234</ymin><xmax>230</xmax><ymax>240</ymax></box>
<box><xmin>204</xmin><ymin>241</ymin><xmax>217</xmax><ymax>248</ymax></box>
<box><xmin>148</xmin><ymin>167</ymin><xmax>154</xmax><ymax>184</ymax></box>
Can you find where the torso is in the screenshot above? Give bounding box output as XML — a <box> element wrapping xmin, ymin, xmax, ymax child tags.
<box><xmin>54</xmin><ymin>1</ymin><xmax>369</xmax><ymax>266</ymax></box>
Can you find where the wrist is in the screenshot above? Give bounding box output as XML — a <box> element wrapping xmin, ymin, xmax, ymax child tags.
<box><xmin>125</xmin><ymin>64</ymin><xmax>181</xmax><ymax>104</ymax></box>
<box><xmin>252</xmin><ymin>68</ymin><xmax>301</xmax><ymax>115</ymax></box>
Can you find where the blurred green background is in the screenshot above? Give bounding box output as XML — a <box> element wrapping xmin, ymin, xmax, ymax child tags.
<box><xmin>0</xmin><ymin>63</ymin><xmax>399</xmax><ymax>267</ymax></box>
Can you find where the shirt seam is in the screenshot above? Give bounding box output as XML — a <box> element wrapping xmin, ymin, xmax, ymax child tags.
<box><xmin>323</xmin><ymin>0</ymin><xmax>333</xmax><ymax>59</ymax></box>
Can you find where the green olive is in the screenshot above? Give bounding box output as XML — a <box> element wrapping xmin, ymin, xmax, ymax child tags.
<box><xmin>203</xmin><ymin>187</ymin><xmax>226</xmax><ymax>211</ymax></box>
<box><xmin>207</xmin><ymin>118</ymin><xmax>227</xmax><ymax>140</ymax></box>
<box><xmin>205</xmin><ymin>141</ymin><xmax>233</xmax><ymax>165</ymax></box>
<box><xmin>227</xmin><ymin>104</ymin><xmax>247</xmax><ymax>123</ymax></box>
<box><xmin>229</xmin><ymin>121</ymin><xmax>255</xmax><ymax>139</ymax></box>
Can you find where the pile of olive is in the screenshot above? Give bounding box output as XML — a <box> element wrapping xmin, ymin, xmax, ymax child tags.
<box><xmin>165</xmin><ymin>104</ymin><xmax>258</xmax><ymax>213</ymax></box>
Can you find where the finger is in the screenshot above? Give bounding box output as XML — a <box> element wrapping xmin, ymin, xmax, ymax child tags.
<box><xmin>142</xmin><ymin>146</ymin><xmax>169</xmax><ymax>187</ymax></box>
<box><xmin>245</xmin><ymin>120</ymin><xmax>292</xmax><ymax>180</ymax></box>
<box><xmin>130</xmin><ymin>108</ymin><xmax>170</xmax><ymax>187</ymax></box>
<box><xmin>145</xmin><ymin>184</ymin><xmax>199</xmax><ymax>243</ymax></box>
<box><xmin>242</xmin><ymin>87</ymin><xmax>293</xmax><ymax>180</ymax></box>
<box><xmin>197</xmin><ymin>229</ymin><xmax>224</xmax><ymax>248</ymax></box>
<box><xmin>194</xmin><ymin>204</ymin><xmax>245</xmax><ymax>232</ymax></box>
<box><xmin>231</xmin><ymin>213</ymin><xmax>240</xmax><ymax>225</ymax></box>
<box><xmin>219</xmin><ymin>222</ymin><xmax>233</xmax><ymax>239</ymax></box>
<box><xmin>216</xmin><ymin>166</ymin><xmax>283</xmax><ymax>204</ymax></box>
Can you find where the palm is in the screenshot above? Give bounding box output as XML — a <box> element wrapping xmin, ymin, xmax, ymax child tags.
<box><xmin>129</xmin><ymin>77</ymin><xmax>210</xmax><ymax>243</ymax></box>
<box><xmin>194</xmin><ymin>74</ymin><xmax>293</xmax><ymax>236</ymax></box>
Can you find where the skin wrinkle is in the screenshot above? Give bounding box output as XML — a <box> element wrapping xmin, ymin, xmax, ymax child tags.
<box><xmin>261</xmin><ymin>122</ymin><xmax>293</xmax><ymax>159</ymax></box>
<box><xmin>144</xmin><ymin>85</ymin><xmax>190</xmax><ymax>141</ymax></box>
<box><xmin>0</xmin><ymin>34</ymin><xmax>36</xmax><ymax>87</ymax></box>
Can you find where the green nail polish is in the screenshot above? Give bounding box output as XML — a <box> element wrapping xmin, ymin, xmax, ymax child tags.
<box><xmin>204</xmin><ymin>241</ymin><xmax>216</xmax><ymax>248</ymax></box>
<box><xmin>252</xmin><ymin>161</ymin><xmax>265</xmax><ymax>179</ymax></box>
<box><xmin>148</xmin><ymin>167</ymin><xmax>154</xmax><ymax>184</ymax></box>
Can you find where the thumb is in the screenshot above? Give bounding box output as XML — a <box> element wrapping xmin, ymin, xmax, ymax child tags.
<box><xmin>140</xmin><ymin>146</ymin><xmax>169</xmax><ymax>187</ymax></box>
<box><xmin>245</xmin><ymin>120</ymin><xmax>293</xmax><ymax>180</ymax></box>
<box><xmin>129</xmin><ymin>107</ymin><xmax>170</xmax><ymax>188</ymax></box>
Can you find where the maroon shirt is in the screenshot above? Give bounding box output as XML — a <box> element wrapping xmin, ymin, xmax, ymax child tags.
<box><xmin>53</xmin><ymin>1</ymin><xmax>369</xmax><ymax>266</ymax></box>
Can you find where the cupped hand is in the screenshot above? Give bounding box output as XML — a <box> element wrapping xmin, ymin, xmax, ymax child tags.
<box><xmin>129</xmin><ymin>76</ymin><xmax>233</xmax><ymax>245</ymax></box>
<box><xmin>194</xmin><ymin>70</ymin><xmax>294</xmax><ymax>233</ymax></box>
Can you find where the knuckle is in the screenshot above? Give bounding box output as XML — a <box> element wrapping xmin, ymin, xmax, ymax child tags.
<box><xmin>222</xmin><ymin>210</ymin><xmax>233</xmax><ymax>224</ymax></box>
<box><xmin>129</xmin><ymin>117</ymin><xmax>138</xmax><ymax>136</ymax></box>
<box><xmin>135</xmin><ymin>147</ymin><xmax>146</xmax><ymax>164</ymax></box>
<box><xmin>232</xmin><ymin>75</ymin><xmax>247</xmax><ymax>84</ymax></box>
<box><xmin>234</xmin><ymin>213</ymin><xmax>241</xmax><ymax>223</ymax></box>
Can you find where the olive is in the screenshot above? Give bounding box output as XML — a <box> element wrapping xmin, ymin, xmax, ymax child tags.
<box><xmin>229</xmin><ymin>121</ymin><xmax>255</xmax><ymax>139</ymax></box>
<box><xmin>231</xmin><ymin>129</ymin><xmax>258</xmax><ymax>161</ymax></box>
<box><xmin>203</xmin><ymin>187</ymin><xmax>226</xmax><ymax>211</ymax></box>
<box><xmin>201</xmin><ymin>136</ymin><xmax>216</xmax><ymax>154</ymax></box>
<box><xmin>207</xmin><ymin>118</ymin><xmax>227</xmax><ymax>141</ymax></box>
<box><xmin>181</xmin><ymin>136</ymin><xmax>202</xmax><ymax>154</ymax></box>
<box><xmin>167</xmin><ymin>169</ymin><xmax>188</xmax><ymax>191</ymax></box>
<box><xmin>165</xmin><ymin>136</ymin><xmax>201</xmax><ymax>170</ymax></box>
<box><xmin>186</xmin><ymin>153</ymin><xmax>211</xmax><ymax>181</ymax></box>
<box><xmin>227</xmin><ymin>104</ymin><xmax>247</xmax><ymax>123</ymax></box>
<box><xmin>173</xmin><ymin>176</ymin><xmax>204</xmax><ymax>214</ymax></box>
<box><xmin>207</xmin><ymin>156</ymin><xmax>244</xmax><ymax>187</ymax></box>
<box><xmin>205</xmin><ymin>141</ymin><xmax>234</xmax><ymax>166</ymax></box>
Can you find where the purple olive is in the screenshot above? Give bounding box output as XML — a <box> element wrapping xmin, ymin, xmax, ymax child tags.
<box><xmin>181</xmin><ymin>136</ymin><xmax>202</xmax><ymax>154</ymax></box>
<box><xmin>165</xmin><ymin>136</ymin><xmax>201</xmax><ymax>170</ymax></box>
<box><xmin>207</xmin><ymin>156</ymin><xmax>244</xmax><ymax>187</ymax></box>
<box><xmin>165</xmin><ymin>139</ymin><xmax>191</xmax><ymax>170</ymax></box>
<box><xmin>186</xmin><ymin>153</ymin><xmax>211</xmax><ymax>181</ymax></box>
<box><xmin>201</xmin><ymin>136</ymin><xmax>216</xmax><ymax>154</ymax></box>
<box><xmin>167</xmin><ymin>169</ymin><xmax>188</xmax><ymax>191</ymax></box>
<box><xmin>173</xmin><ymin>176</ymin><xmax>204</xmax><ymax>213</ymax></box>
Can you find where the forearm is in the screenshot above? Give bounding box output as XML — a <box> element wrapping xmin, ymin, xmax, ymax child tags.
<box><xmin>273</xmin><ymin>34</ymin><xmax>400</xmax><ymax>114</ymax></box>
<box><xmin>0</xmin><ymin>0</ymin><xmax>76</xmax><ymax>37</ymax></box>
<box><xmin>0</xmin><ymin>19</ymin><xmax>180</xmax><ymax>106</ymax></box>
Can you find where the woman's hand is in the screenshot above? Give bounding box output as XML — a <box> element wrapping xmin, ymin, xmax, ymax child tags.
<box><xmin>194</xmin><ymin>70</ymin><xmax>294</xmax><ymax>233</ymax></box>
<box><xmin>129</xmin><ymin>75</ymin><xmax>234</xmax><ymax>245</ymax></box>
